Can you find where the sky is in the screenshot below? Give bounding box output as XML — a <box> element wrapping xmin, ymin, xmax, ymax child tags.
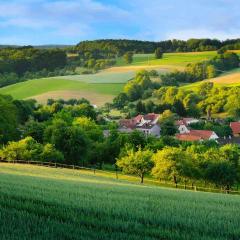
<box><xmin>0</xmin><ymin>0</ymin><xmax>239</xmax><ymax>45</ymax></box>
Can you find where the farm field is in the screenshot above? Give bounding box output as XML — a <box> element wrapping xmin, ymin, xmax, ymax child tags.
<box><xmin>0</xmin><ymin>163</ymin><xmax>240</xmax><ymax>240</ymax></box>
<box><xmin>115</xmin><ymin>51</ymin><xmax>217</xmax><ymax>69</ymax></box>
<box><xmin>0</xmin><ymin>74</ymin><xmax>126</xmax><ymax>106</ymax></box>
<box><xmin>181</xmin><ymin>68</ymin><xmax>240</xmax><ymax>90</ymax></box>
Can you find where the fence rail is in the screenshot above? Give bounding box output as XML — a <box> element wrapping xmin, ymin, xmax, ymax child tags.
<box><xmin>1</xmin><ymin>159</ymin><xmax>240</xmax><ymax>195</ymax></box>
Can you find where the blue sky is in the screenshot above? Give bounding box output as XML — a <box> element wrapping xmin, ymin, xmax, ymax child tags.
<box><xmin>0</xmin><ymin>0</ymin><xmax>239</xmax><ymax>45</ymax></box>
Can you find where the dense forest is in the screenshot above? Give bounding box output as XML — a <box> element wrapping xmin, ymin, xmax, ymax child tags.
<box><xmin>75</xmin><ymin>38</ymin><xmax>240</xmax><ymax>55</ymax></box>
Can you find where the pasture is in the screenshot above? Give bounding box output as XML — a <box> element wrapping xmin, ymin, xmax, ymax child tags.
<box><xmin>0</xmin><ymin>163</ymin><xmax>239</xmax><ymax>240</ymax></box>
<box><xmin>116</xmin><ymin>51</ymin><xmax>217</xmax><ymax>69</ymax></box>
<box><xmin>0</xmin><ymin>72</ymin><xmax>127</xmax><ymax>106</ymax></box>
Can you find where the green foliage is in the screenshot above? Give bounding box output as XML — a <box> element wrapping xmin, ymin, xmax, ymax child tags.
<box><xmin>123</xmin><ymin>52</ymin><xmax>133</xmax><ymax>64</ymax></box>
<box><xmin>152</xmin><ymin>147</ymin><xmax>190</xmax><ymax>184</ymax></box>
<box><xmin>155</xmin><ymin>47</ymin><xmax>163</xmax><ymax>59</ymax></box>
<box><xmin>117</xmin><ymin>148</ymin><xmax>153</xmax><ymax>183</ymax></box>
<box><xmin>124</xmin><ymin>70</ymin><xmax>153</xmax><ymax>101</ymax></box>
<box><xmin>0</xmin><ymin>95</ymin><xmax>20</xmax><ymax>143</ymax></box>
<box><xmin>0</xmin><ymin>137</ymin><xmax>63</xmax><ymax>162</ymax></box>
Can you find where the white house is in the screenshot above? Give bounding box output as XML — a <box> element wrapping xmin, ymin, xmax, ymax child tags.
<box><xmin>176</xmin><ymin>118</ymin><xmax>199</xmax><ymax>134</ymax></box>
<box><xmin>119</xmin><ymin>113</ymin><xmax>161</xmax><ymax>137</ymax></box>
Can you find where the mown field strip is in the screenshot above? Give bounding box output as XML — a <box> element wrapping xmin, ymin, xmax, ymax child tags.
<box><xmin>0</xmin><ymin>163</ymin><xmax>239</xmax><ymax>240</ymax></box>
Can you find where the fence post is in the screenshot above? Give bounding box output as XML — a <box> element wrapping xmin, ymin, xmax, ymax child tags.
<box><xmin>94</xmin><ymin>168</ymin><xmax>96</xmax><ymax>174</ymax></box>
<box><xmin>194</xmin><ymin>186</ymin><xmax>197</xmax><ymax>192</ymax></box>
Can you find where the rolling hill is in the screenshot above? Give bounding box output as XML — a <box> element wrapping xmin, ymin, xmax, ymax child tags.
<box><xmin>181</xmin><ymin>68</ymin><xmax>240</xmax><ymax>90</ymax></box>
<box><xmin>116</xmin><ymin>51</ymin><xmax>217</xmax><ymax>69</ymax></box>
<box><xmin>0</xmin><ymin>51</ymin><xmax>240</xmax><ymax>105</ymax></box>
<box><xmin>0</xmin><ymin>71</ymin><xmax>132</xmax><ymax>106</ymax></box>
<box><xmin>0</xmin><ymin>163</ymin><xmax>239</xmax><ymax>240</ymax></box>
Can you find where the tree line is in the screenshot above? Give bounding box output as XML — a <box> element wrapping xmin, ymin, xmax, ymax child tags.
<box><xmin>75</xmin><ymin>38</ymin><xmax>240</xmax><ymax>56</ymax></box>
<box><xmin>117</xmin><ymin>144</ymin><xmax>240</xmax><ymax>192</ymax></box>
<box><xmin>1</xmin><ymin>93</ymin><xmax>240</xmax><ymax>191</ymax></box>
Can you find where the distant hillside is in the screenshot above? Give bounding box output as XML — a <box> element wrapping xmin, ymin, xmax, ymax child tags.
<box><xmin>76</xmin><ymin>38</ymin><xmax>240</xmax><ymax>55</ymax></box>
<box><xmin>34</xmin><ymin>44</ymin><xmax>73</xmax><ymax>49</ymax></box>
<box><xmin>0</xmin><ymin>44</ymin><xmax>72</xmax><ymax>49</ymax></box>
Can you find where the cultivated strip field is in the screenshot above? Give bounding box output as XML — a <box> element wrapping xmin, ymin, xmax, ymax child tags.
<box><xmin>0</xmin><ymin>77</ymin><xmax>124</xmax><ymax>106</ymax></box>
<box><xmin>0</xmin><ymin>163</ymin><xmax>239</xmax><ymax>240</ymax></box>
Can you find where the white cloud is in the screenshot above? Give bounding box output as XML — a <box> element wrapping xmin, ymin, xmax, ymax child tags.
<box><xmin>166</xmin><ymin>29</ymin><xmax>240</xmax><ymax>41</ymax></box>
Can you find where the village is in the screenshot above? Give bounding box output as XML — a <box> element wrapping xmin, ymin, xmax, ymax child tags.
<box><xmin>116</xmin><ymin>112</ymin><xmax>240</xmax><ymax>144</ymax></box>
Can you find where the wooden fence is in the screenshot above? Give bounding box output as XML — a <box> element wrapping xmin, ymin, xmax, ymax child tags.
<box><xmin>1</xmin><ymin>159</ymin><xmax>240</xmax><ymax>195</ymax></box>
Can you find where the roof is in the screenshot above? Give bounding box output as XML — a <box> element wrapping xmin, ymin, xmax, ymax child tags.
<box><xmin>176</xmin><ymin>130</ymin><xmax>216</xmax><ymax>142</ymax></box>
<box><xmin>176</xmin><ymin>134</ymin><xmax>201</xmax><ymax>141</ymax></box>
<box><xmin>190</xmin><ymin>130</ymin><xmax>215</xmax><ymax>139</ymax></box>
<box><xmin>175</xmin><ymin>118</ymin><xmax>198</xmax><ymax>126</ymax></box>
<box><xmin>119</xmin><ymin>113</ymin><xmax>159</xmax><ymax>130</ymax></box>
<box><xmin>143</xmin><ymin>113</ymin><xmax>160</xmax><ymax>121</ymax></box>
<box><xmin>176</xmin><ymin>120</ymin><xmax>186</xmax><ymax>126</ymax></box>
<box><xmin>230</xmin><ymin>122</ymin><xmax>240</xmax><ymax>135</ymax></box>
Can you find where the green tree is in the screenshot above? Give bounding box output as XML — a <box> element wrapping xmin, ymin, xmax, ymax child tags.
<box><xmin>0</xmin><ymin>95</ymin><xmax>19</xmax><ymax>143</ymax></box>
<box><xmin>152</xmin><ymin>147</ymin><xmax>191</xmax><ymax>187</ymax></box>
<box><xmin>155</xmin><ymin>47</ymin><xmax>163</xmax><ymax>59</ymax></box>
<box><xmin>117</xmin><ymin>148</ymin><xmax>153</xmax><ymax>183</ymax></box>
<box><xmin>40</xmin><ymin>143</ymin><xmax>64</xmax><ymax>163</ymax></box>
<box><xmin>123</xmin><ymin>52</ymin><xmax>133</xmax><ymax>64</ymax></box>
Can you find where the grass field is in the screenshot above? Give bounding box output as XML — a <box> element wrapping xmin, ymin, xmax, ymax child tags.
<box><xmin>0</xmin><ymin>74</ymin><xmax>126</xmax><ymax>106</ymax></box>
<box><xmin>0</xmin><ymin>163</ymin><xmax>239</xmax><ymax>240</ymax></box>
<box><xmin>181</xmin><ymin>68</ymin><xmax>240</xmax><ymax>90</ymax></box>
<box><xmin>116</xmin><ymin>51</ymin><xmax>217</xmax><ymax>69</ymax></box>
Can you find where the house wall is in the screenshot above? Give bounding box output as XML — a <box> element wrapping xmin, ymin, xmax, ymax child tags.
<box><xmin>149</xmin><ymin>125</ymin><xmax>161</xmax><ymax>137</ymax></box>
<box><xmin>178</xmin><ymin>125</ymin><xmax>190</xmax><ymax>134</ymax></box>
<box><xmin>137</xmin><ymin>125</ymin><xmax>161</xmax><ymax>137</ymax></box>
<box><xmin>209</xmin><ymin>132</ymin><xmax>219</xmax><ymax>140</ymax></box>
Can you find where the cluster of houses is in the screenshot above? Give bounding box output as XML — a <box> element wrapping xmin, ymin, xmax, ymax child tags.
<box><xmin>118</xmin><ymin>113</ymin><xmax>240</xmax><ymax>142</ymax></box>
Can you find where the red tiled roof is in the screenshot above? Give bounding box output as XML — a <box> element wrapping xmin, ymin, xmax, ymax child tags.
<box><xmin>119</xmin><ymin>119</ymin><xmax>136</xmax><ymax>129</ymax></box>
<box><xmin>176</xmin><ymin>130</ymin><xmax>215</xmax><ymax>142</ymax></box>
<box><xmin>143</xmin><ymin>113</ymin><xmax>159</xmax><ymax>121</ymax></box>
<box><xmin>119</xmin><ymin>113</ymin><xmax>159</xmax><ymax>130</ymax></box>
<box><xmin>133</xmin><ymin>114</ymin><xmax>143</xmax><ymax>123</ymax></box>
<box><xmin>189</xmin><ymin>130</ymin><xmax>214</xmax><ymax>139</ymax></box>
<box><xmin>176</xmin><ymin>120</ymin><xmax>186</xmax><ymax>126</ymax></box>
<box><xmin>230</xmin><ymin>122</ymin><xmax>240</xmax><ymax>135</ymax></box>
<box><xmin>175</xmin><ymin>118</ymin><xmax>197</xmax><ymax>126</ymax></box>
<box><xmin>176</xmin><ymin>134</ymin><xmax>201</xmax><ymax>141</ymax></box>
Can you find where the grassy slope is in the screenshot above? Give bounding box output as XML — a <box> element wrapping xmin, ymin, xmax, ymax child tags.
<box><xmin>0</xmin><ymin>163</ymin><xmax>239</xmax><ymax>240</ymax></box>
<box><xmin>116</xmin><ymin>51</ymin><xmax>217</xmax><ymax>68</ymax></box>
<box><xmin>0</xmin><ymin>77</ymin><xmax>124</xmax><ymax>105</ymax></box>
<box><xmin>180</xmin><ymin>68</ymin><xmax>240</xmax><ymax>90</ymax></box>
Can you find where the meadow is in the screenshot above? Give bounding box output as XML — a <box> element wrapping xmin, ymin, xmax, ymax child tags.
<box><xmin>0</xmin><ymin>73</ymin><xmax>127</xmax><ymax>106</ymax></box>
<box><xmin>116</xmin><ymin>51</ymin><xmax>217</xmax><ymax>69</ymax></box>
<box><xmin>0</xmin><ymin>163</ymin><xmax>240</xmax><ymax>240</ymax></box>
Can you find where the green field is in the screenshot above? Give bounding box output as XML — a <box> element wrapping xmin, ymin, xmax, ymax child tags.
<box><xmin>0</xmin><ymin>163</ymin><xmax>239</xmax><ymax>240</ymax></box>
<box><xmin>116</xmin><ymin>51</ymin><xmax>217</xmax><ymax>68</ymax></box>
<box><xmin>180</xmin><ymin>68</ymin><xmax>240</xmax><ymax>90</ymax></box>
<box><xmin>0</xmin><ymin>74</ymin><xmax>126</xmax><ymax>106</ymax></box>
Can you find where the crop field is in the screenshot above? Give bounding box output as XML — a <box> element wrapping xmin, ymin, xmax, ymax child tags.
<box><xmin>0</xmin><ymin>74</ymin><xmax>125</xmax><ymax>106</ymax></box>
<box><xmin>181</xmin><ymin>68</ymin><xmax>240</xmax><ymax>90</ymax></box>
<box><xmin>116</xmin><ymin>51</ymin><xmax>217</xmax><ymax>68</ymax></box>
<box><xmin>56</xmin><ymin>70</ymin><xmax>135</xmax><ymax>83</ymax></box>
<box><xmin>0</xmin><ymin>163</ymin><xmax>240</xmax><ymax>240</ymax></box>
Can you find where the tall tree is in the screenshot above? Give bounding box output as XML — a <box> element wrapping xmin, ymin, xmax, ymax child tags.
<box><xmin>117</xmin><ymin>148</ymin><xmax>153</xmax><ymax>183</ymax></box>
